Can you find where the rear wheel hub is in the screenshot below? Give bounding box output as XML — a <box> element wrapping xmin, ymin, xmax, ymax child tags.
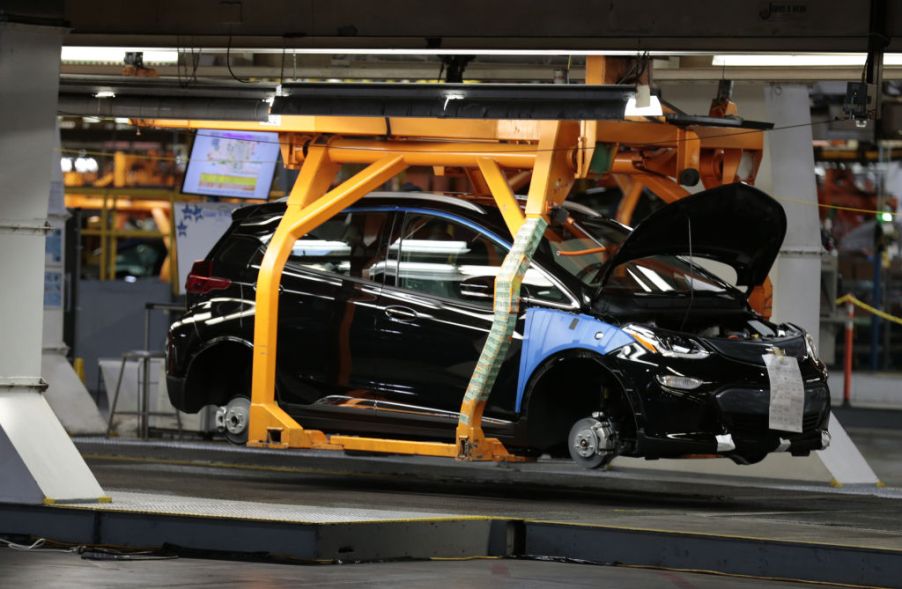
<box><xmin>215</xmin><ymin>396</ymin><xmax>251</xmax><ymax>445</ymax></box>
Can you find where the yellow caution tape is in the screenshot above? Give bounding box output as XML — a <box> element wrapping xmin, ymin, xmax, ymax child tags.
<box><xmin>836</xmin><ymin>293</ymin><xmax>902</xmax><ymax>326</ymax></box>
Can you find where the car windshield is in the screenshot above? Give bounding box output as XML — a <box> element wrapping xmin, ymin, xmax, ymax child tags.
<box><xmin>546</xmin><ymin>215</ymin><xmax>735</xmax><ymax>296</ymax></box>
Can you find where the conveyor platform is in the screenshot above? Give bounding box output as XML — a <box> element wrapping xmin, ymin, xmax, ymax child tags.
<box><xmin>2</xmin><ymin>438</ymin><xmax>901</xmax><ymax>587</ymax></box>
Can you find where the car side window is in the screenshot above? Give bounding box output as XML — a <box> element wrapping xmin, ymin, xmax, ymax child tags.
<box><xmin>287</xmin><ymin>211</ymin><xmax>391</xmax><ymax>281</ymax></box>
<box><xmin>387</xmin><ymin>212</ymin><xmax>570</xmax><ymax>307</ymax></box>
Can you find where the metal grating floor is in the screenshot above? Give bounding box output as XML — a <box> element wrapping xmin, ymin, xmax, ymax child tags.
<box><xmin>55</xmin><ymin>490</ymin><xmax>473</xmax><ymax>525</ymax></box>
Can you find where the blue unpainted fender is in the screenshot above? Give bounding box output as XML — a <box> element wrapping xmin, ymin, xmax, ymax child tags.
<box><xmin>514</xmin><ymin>307</ymin><xmax>635</xmax><ymax>413</ymax></box>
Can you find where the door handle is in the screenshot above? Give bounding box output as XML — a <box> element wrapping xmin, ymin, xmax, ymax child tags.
<box><xmin>384</xmin><ymin>305</ymin><xmax>418</xmax><ymax>322</ymax></box>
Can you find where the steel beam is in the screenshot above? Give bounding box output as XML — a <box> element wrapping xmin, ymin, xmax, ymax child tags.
<box><xmin>53</xmin><ymin>1</ymin><xmax>902</xmax><ymax>52</ymax></box>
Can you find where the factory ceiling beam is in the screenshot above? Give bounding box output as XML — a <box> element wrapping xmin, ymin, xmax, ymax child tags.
<box><xmin>10</xmin><ymin>0</ymin><xmax>895</xmax><ymax>52</ymax></box>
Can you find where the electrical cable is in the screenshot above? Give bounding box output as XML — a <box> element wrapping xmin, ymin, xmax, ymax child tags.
<box><xmin>1</xmin><ymin>537</ymin><xmax>77</xmax><ymax>554</ymax></box>
<box><xmin>1</xmin><ymin>536</ymin><xmax>179</xmax><ymax>560</ymax></box>
<box><xmin>279</xmin><ymin>44</ymin><xmax>286</xmax><ymax>86</ymax></box>
<box><xmin>226</xmin><ymin>32</ymin><xmax>252</xmax><ymax>84</ymax></box>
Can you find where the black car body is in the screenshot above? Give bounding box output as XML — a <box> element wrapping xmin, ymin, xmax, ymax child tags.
<box><xmin>166</xmin><ymin>184</ymin><xmax>830</xmax><ymax>466</ymax></box>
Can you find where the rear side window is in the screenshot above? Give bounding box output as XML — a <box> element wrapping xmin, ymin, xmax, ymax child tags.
<box><xmin>287</xmin><ymin>211</ymin><xmax>391</xmax><ymax>281</ymax></box>
<box><xmin>210</xmin><ymin>234</ymin><xmax>262</xmax><ymax>281</ymax></box>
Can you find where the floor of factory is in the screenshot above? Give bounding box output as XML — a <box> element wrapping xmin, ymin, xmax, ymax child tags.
<box><xmin>79</xmin><ymin>448</ymin><xmax>902</xmax><ymax>549</ymax></box>
<box><xmin>4</xmin><ymin>422</ymin><xmax>902</xmax><ymax>587</ymax></box>
<box><xmin>1</xmin><ymin>549</ymin><xmax>822</xmax><ymax>589</ymax></box>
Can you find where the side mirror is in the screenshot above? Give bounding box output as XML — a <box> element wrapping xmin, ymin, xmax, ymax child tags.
<box><xmin>459</xmin><ymin>275</ymin><xmax>495</xmax><ymax>300</ymax></box>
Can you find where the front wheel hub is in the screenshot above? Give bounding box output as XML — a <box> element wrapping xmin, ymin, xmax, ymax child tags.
<box><xmin>568</xmin><ymin>416</ymin><xmax>619</xmax><ymax>470</ymax></box>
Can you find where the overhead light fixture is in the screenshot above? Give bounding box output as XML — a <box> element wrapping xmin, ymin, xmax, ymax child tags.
<box><xmin>625</xmin><ymin>94</ymin><xmax>662</xmax><ymax>117</ymax></box>
<box><xmin>61</xmin><ymin>46</ymin><xmax>689</xmax><ymax>59</ymax></box>
<box><xmin>93</xmin><ymin>90</ymin><xmax>116</xmax><ymax>99</ymax></box>
<box><xmin>61</xmin><ymin>46</ymin><xmax>178</xmax><ymax>65</ymax></box>
<box><xmin>279</xmin><ymin>48</ymin><xmax>675</xmax><ymax>56</ymax></box>
<box><xmin>73</xmin><ymin>157</ymin><xmax>99</xmax><ymax>173</ymax></box>
<box><xmin>712</xmin><ymin>53</ymin><xmax>902</xmax><ymax>67</ymax></box>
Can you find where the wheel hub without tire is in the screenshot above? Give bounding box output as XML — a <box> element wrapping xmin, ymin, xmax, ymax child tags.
<box><xmin>215</xmin><ymin>397</ymin><xmax>250</xmax><ymax>444</ymax></box>
<box><xmin>568</xmin><ymin>415</ymin><xmax>619</xmax><ymax>470</ymax></box>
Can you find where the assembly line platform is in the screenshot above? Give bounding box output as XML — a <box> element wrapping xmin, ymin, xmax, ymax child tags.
<box><xmin>3</xmin><ymin>437</ymin><xmax>902</xmax><ymax>587</ymax></box>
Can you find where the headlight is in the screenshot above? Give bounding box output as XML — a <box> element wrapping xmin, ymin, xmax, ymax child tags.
<box><xmin>623</xmin><ymin>325</ymin><xmax>710</xmax><ymax>359</ymax></box>
<box><xmin>656</xmin><ymin>374</ymin><xmax>706</xmax><ymax>390</ymax></box>
<box><xmin>805</xmin><ymin>332</ymin><xmax>819</xmax><ymax>362</ymax></box>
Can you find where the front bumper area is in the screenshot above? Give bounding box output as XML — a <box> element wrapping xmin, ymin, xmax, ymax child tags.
<box><xmin>636</xmin><ymin>426</ymin><xmax>830</xmax><ymax>462</ymax></box>
<box><xmin>632</xmin><ymin>383</ymin><xmax>831</xmax><ymax>461</ymax></box>
<box><xmin>607</xmin><ymin>342</ymin><xmax>831</xmax><ymax>462</ymax></box>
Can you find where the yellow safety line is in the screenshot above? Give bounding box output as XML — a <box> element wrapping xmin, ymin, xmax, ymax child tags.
<box><xmin>616</xmin><ymin>563</ymin><xmax>885</xmax><ymax>589</ymax></box>
<box><xmin>528</xmin><ymin>518</ymin><xmax>902</xmax><ymax>552</ymax></box>
<box><xmin>836</xmin><ymin>294</ymin><xmax>902</xmax><ymax>326</ymax></box>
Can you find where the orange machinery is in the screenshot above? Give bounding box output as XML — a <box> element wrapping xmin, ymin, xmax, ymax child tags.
<box><xmin>139</xmin><ymin>61</ymin><xmax>769</xmax><ymax>462</ymax></box>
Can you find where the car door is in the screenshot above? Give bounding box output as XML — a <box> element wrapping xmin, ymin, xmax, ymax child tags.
<box><xmin>368</xmin><ymin>209</ymin><xmax>575</xmax><ymax>421</ymax></box>
<box><xmin>275</xmin><ymin>209</ymin><xmax>395</xmax><ymax>407</ymax></box>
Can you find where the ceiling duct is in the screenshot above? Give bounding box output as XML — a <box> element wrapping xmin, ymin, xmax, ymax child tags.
<box><xmin>57</xmin><ymin>94</ymin><xmax>271</xmax><ymax>121</ymax></box>
<box><xmin>272</xmin><ymin>82</ymin><xmax>633</xmax><ymax>119</ymax></box>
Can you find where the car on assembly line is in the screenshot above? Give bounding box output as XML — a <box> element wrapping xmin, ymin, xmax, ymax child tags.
<box><xmin>166</xmin><ymin>183</ymin><xmax>831</xmax><ymax>468</ymax></box>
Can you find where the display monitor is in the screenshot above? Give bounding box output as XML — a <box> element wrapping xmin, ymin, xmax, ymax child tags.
<box><xmin>182</xmin><ymin>129</ymin><xmax>280</xmax><ymax>199</ymax></box>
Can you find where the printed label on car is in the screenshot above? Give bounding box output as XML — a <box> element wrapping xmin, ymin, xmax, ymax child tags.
<box><xmin>764</xmin><ymin>352</ymin><xmax>804</xmax><ymax>433</ymax></box>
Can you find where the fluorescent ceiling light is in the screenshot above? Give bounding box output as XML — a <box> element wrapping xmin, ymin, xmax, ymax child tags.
<box><xmin>273</xmin><ymin>48</ymin><xmax>673</xmax><ymax>56</ymax></box>
<box><xmin>625</xmin><ymin>95</ymin><xmax>662</xmax><ymax>117</ymax></box>
<box><xmin>61</xmin><ymin>46</ymin><xmax>178</xmax><ymax>64</ymax></box>
<box><xmin>713</xmin><ymin>53</ymin><xmax>902</xmax><ymax>67</ymax></box>
<box><xmin>93</xmin><ymin>90</ymin><xmax>116</xmax><ymax>98</ymax></box>
<box><xmin>62</xmin><ymin>46</ymin><xmax>688</xmax><ymax>59</ymax></box>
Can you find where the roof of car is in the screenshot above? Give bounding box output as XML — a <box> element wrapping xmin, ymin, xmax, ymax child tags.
<box><xmin>361</xmin><ymin>191</ymin><xmax>486</xmax><ymax>214</ymax></box>
<box><xmin>255</xmin><ymin>190</ymin><xmax>617</xmax><ymax>229</ymax></box>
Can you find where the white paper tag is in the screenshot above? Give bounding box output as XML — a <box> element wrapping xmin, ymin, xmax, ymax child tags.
<box><xmin>764</xmin><ymin>353</ymin><xmax>805</xmax><ymax>433</ymax></box>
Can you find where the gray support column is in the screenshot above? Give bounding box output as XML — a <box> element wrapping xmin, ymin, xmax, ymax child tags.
<box><xmin>0</xmin><ymin>23</ymin><xmax>106</xmax><ymax>504</ymax></box>
<box><xmin>41</xmin><ymin>125</ymin><xmax>106</xmax><ymax>435</ymax></box>
<box><xmin>762</xmin><ymin>85</ymin><xmax>822</xmax><ymax>342</ymax></box>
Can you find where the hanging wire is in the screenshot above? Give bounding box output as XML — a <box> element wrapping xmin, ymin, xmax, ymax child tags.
<box><xmin>226</xmin><ymin>31</ymin><xmax>252</xmax><ymax>84</ymax></box>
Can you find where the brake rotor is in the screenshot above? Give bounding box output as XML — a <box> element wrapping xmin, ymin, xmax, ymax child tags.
<box><xmin>568</xmin><ymin>416</ymin><xmax>619</xmax><ymax>470</ymax></box>
<box><xmin>215</xmin><ymin>396</ymin><xmax>251</xmax><ymax>445</ymax></box>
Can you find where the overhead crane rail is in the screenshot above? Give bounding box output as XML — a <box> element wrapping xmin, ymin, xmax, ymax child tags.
<box><xmin>140</xmin><ymin>75</ymin><xmax>768</xmax><ymax>463</ymax></box>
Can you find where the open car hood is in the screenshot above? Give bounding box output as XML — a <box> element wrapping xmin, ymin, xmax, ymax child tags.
<box><xmin>600</xmin><ymin>183</ymin><xmax>786</xmax><ymax>292</ymax></box>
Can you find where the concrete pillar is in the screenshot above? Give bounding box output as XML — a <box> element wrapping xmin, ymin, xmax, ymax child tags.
<box><xmin>42</xmin><ymin>125</ymin><xmax>106</xmax><ymax>435</ymax></box>
<box><xmin>0</xmin><ymin>23</ymin><xmax>106</xmax><ymax>503</ymax></box>
<box><xmin>761</xmin><ymin>85</ymin><xmax>823</xmax><ymax>342</ymax></box>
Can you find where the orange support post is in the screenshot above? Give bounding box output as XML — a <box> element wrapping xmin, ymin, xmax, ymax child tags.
<box><xmin>248</xmin><ymin>148</ymin><xmax>407</xmax><ymax>448</ymax></box>
<box><xmin>613</xmin><ymin>174</ymin><xmax>645</xmax><ymax>226</ymax></box>
<box><xmin>477</xmin><ymin>157</ymin><xmax>525</xmax><ymax>236</ymax></box>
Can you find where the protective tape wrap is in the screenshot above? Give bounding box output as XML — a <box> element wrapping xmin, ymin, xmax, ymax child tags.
<box><xmin>460</xmin><ymin>215</ymin><xmax>548</xmax><ymax>422</ymax></box>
